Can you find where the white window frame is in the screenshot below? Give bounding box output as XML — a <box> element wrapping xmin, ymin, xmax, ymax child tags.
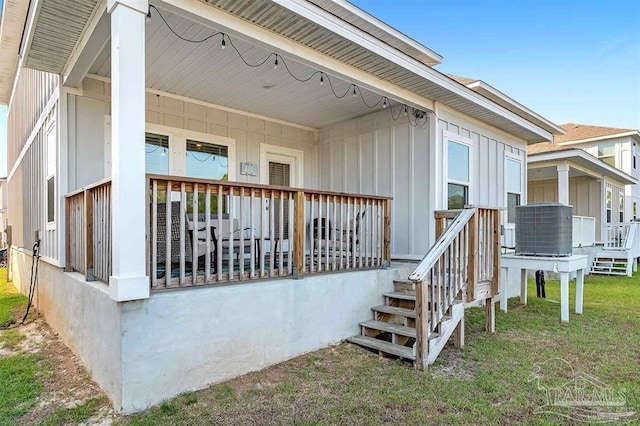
<box><xmin>504</xmin><ymin>152</ymin><xmax>525</xmax><ymax>225</ymax></box>
<box><xmin>443</xmin><ymin>130</ymin><xmax>473</xmax><ymax>209</ymax></box>
<box><xmin>104</xmin><ymin>118</ymin><xmax>236</xmax><ymax>180</ymax></box>
<box><xmin>45</xmin><ymin>122</ymin><xmax>57</xmax><ymax>230</ymax></box>
<box><xmin>606</xmin><ymin>187</ymin><xmax>613</xmax><ymax>223</ymax></box>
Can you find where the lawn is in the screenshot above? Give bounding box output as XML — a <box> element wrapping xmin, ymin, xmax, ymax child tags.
<box><xmin>119</xmin><ymin>271</ymin><xmax>640</xmax><ymax>425</ymax></box>
<box><xmin>0</xmin><ymin>268</ymin><xmax>110</xmax><ymax>425</ymax></box>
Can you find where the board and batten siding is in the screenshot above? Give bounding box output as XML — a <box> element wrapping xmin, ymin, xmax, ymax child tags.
<box><xmin>319</xmin><ymin>109</ymin><xmax>430</xmax><ymax>258</ymax></box>
<box><xmin>6</xmin><ymin>68</ymin><xmax>60</xmax><ymax>260</ymax></box>
<box><xmin>435</xmin><ymin>105</ymin><xmax>527</xmax><ymax>210</ymax></box>
<box><xmin>68</xmin><ymin>77</ymin><xmax>320</xmax><ymax>191</ymax></box>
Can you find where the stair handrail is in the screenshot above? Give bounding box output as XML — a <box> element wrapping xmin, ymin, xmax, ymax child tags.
<box><xmin>409</xmin><ymin>208</ymin><xmax>475</xmax><ymax>283</ymax></box>
<box><xmin>409</xmin><ymin>208</ymin><xmax>476</xmax><ymax>370</ymax></box>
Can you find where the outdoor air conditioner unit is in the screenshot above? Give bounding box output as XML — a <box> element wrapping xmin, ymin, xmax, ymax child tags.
<box><xmin>515</xmin><ymin>203</ymin><xmax>573</xmax><ymax>257</ymax></box>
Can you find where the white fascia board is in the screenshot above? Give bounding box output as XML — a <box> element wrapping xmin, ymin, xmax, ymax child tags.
<box><xmin>161</xmin><ymin>0</ymin><xmax>551</xmax><ymax>142</ymax></box>
<box><xmin>273</xmin><ymin>0</ymin><xmax>553</xmax><ymax>141</ymax></box>
<box><xmin>62</xmin><ymin>0</ymin><xmax>109</xmax><ymax>88</ymax></box>
<box><xmin>528</xmin><ymin>150</ymin><xmax>637</xmax><ymax>185</ymax></box>
<box><xmin>557</xmin><ymin>131</ymin><xmax>640</xmax><ymax>146</ymax></box>
<box><xmin>322</xmin><ymin>0</ymin><xmax>443</xmax><ymax>65</ymax></box>
<box><xmin>467</xmin><ymin>81</ymin><xmax>565</xmax><ymax>135</ymax></box>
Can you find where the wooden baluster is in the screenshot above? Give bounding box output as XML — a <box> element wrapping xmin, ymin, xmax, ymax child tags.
<box><xmin>151</xmin><ymin>180</ymin><xmax>158</xmax><ymax>289</ymax></box>
<box><xmin>239</xmin><ymin>187</ymin><xmax>245</xmax><ymax>280</ymax></box>
<box><xmin>165</xmin><ymin>182</ymin><xmax>172</xmax><ymax>287</ymax></box>
<box><xmin>250</xmin><ymin>189</ymin><xmax>255</xmax><ymax>279</ymax></box>
<box><xmin>229</xmin><ymin>185</ymin><xmax>235</xmax><ymax>280</ymax></box>
<box><xmin>383</xmin><ymin>199</ymin><xmax>392</xmax><ymax>268</ymax></box>
<box><xmin>179</xmin><ymin>183</ymin><xmax>186</xmax><ymax>286</ymax></box>
<box><xmin>332</xmin><ymin>195</ymin><xmax>337</xmax><ymax>271</ymax></box>
<box><xmin>259</xmin><ymin>189</ymin><xmax>265</xmax><ymax>278</ymax></box>
<box><xmin>325</xmin><ymin>194</ymin><xmax>330</xmax><ymax>271</ymax></box>
<box><xmin>492</xmin><ymin>209</ymin><xmax>501</xmax><ymax>296</ymax></box>
<box><xmin>205</xmin><ymin>185</ymin><xmax>211</xmax><ymax>283</ymax></box>
<box><xmin>346</xmin><ymin>197</ymin><xmax>352</xmax><ymax>269</ymax></box>
<box><xmin>217</xmin><ymin>185</ymin><xmax>223</xmax><ymax>282</ymax></box>
<box><xmin>415</xmin><ymin>278</ymin><xmax>429</xmax><ymax>371</ymax></box>
<box><xmin>339</xmin><ymin>196</ymin><xmax>344</xmax><ymax>270</ymax></box>
<box><xmin>288</xmin><ymin>192</ymin><xmax>294</xmax><ymax>275</ymax></box>
<box><xmin>467</xmin><ymin>210</ymin><xmax>478</xmax><ymax>302</ymax></box>
<box><xmin>317</xmin><ymin>194</ymin><xmax>322</xmax><ymax>271</ymax></box>
<box><xmin>279</xmin><ymin>190</ymin><xmax>284</xmax><ymax>276</ymax></box>
<box><xmin>269</xmin><ymin>189</ymin><xmax>275</xmax><ymax>277</ymax></box>
<box><xmin>192</xmin><ymin>183</ymin><xmax>198</xmax><ymax>286</ymax></box>
<box><xmin>309</xmin><ymin>194</ymin><xmax>315</xmax><ymax>273</ymax></box>
<box><xmin>293</xmin><ymin>191</ymin><xmax>305</xmax><ymax>278</ymax></box>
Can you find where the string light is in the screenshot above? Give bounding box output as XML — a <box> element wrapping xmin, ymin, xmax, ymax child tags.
<box><xmin>147</xmin><ymin>5</ymin><xmax>430</xmax><ymax>127</ymax></box>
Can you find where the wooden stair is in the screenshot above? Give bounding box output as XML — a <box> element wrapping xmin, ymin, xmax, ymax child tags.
<box><xmin>347</xmin><ymin>279</ymin><xmax>464</xmax><ymax>366</ymax></box>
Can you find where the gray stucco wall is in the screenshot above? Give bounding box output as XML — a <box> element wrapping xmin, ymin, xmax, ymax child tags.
<box><xmin>10</xmin><ymin>248</ymin><xmax>123</xmax><ymax>408</ymax></box>
<box><xmin>119</xmin><ymin>266</ymin><xmax>412</xmax><ymax>412</ymax></box>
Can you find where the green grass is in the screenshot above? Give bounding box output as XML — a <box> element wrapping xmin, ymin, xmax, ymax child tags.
<box><xmin>38</xmin><ymin>396</ymin><xmax>107</xmax><ymax>426</ymax></box>
<box><xmin>116</xmin><ymin>271</ymin><xmax>640</xmax><ymax>425</ymax></box>
<box><xmin>0</xmin><ymin>353</ymin><xmax>44</xmax><ymax>424</ymax></box>
<box><xmin>0</xmin><ymin>328</ymin><xmax>26</xmax><ymax>349</ymax></box>
<box><xmin>0</xmin><ymin>268</ymin><xmax>28</xmax><ymax>329</ymax></box>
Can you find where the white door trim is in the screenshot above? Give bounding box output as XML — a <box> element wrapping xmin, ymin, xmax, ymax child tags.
<box><xmin>259</xmin><ymin>144</ymin><xmax>304</xmax><ymax>187</ymax></box>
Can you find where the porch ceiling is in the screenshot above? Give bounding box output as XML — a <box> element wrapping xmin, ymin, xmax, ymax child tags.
<box><xmin>89</xmin><ymin>7</ymin><xmax>396</xmax><ymax>128</ymax></box>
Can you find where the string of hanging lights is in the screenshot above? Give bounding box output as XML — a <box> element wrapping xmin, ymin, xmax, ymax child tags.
<box><xmin>147</xmin><ymin>5</ymin><xmax>430</xmax><ymax>127</ymax></box>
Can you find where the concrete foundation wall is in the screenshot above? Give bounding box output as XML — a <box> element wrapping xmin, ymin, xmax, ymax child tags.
<box><xmin>119</xmin><ymin>266</ymin><xmax>412</xmax><ymax>412</ymax></box>
<box><xmin>10</xmin><ymin>248</ymin><xmax>123</xmax><ymax>408</ymax></box>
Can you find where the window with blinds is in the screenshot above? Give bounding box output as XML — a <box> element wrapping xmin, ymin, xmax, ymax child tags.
<box><xmin>145</xmin><ymin>133</ymin><xmax>169</xmax><ymax>175</ymax></box>
<box><xmin>269</xmin><ymin>162</ymin><xmax>291</xmax><ymax>239</ymax></box>
<box><xmin>186</xmin><ymin>140</ymin><xmax>229</xmax><ymax>180</ymax></box>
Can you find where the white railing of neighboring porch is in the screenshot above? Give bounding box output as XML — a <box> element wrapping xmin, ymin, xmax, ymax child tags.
<box><xmin>572</xmin><ymin>216</ymin><xmax>596</xmax><ymax>248</ymax></box>
<box><xmin>602</xmin><ymin>222</ymin><xmax>639</xmax><ymax>252</ymax></box>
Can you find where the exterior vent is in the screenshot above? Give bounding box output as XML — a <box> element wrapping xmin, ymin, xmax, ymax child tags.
<box><xmin>515</xmin><ymin>203</ymin><xmax>573</xmax><ymax>257</ymax></box>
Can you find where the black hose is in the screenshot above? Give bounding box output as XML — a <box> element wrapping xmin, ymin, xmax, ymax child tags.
<box><xmin>22</xmin><ymin>239</ymin><xmax>40</xmax><ymax>324</ymax></box>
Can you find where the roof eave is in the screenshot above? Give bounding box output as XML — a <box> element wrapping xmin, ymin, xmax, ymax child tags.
<box><xmin>557</xmin><ymin>130</ymin><xmax>640</xmax><ymax>145</ymax></box>
<box><xmin>528</xmin><ymin>149</ymin><xmax>638</xmax><ymax>185</ymax></box>
<box><xmin>467</xmin><ymin>81</ymin><xmax>566</xmax><ymax>136</ymax></box>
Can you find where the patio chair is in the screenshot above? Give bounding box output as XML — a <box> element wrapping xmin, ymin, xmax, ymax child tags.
<box><xmin>155</xmin><ymin>202</ymin><xmax>195</xmax><ymax>277</ymax></box>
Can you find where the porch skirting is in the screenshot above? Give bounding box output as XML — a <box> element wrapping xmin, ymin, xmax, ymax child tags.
<box><xmin>10</xmin><ymin>248</ymin><xmax>413</xmax><ymax>413</ymax></box>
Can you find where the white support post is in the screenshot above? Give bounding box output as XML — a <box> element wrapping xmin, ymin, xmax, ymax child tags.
<box><xmin>557</xmin><ymin>163</ymin><xmax>570</xmax><ymax>205</ymax></box>
<box><xmin>107</xmin><ymin>0</ymin><xmax>150</xmax><ymax>301</ymax></box>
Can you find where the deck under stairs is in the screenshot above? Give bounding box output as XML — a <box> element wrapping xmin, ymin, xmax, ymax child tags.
<box><xmin>591</xmin><ymin>249</ymin><xmax>633</xmax><ymax>277</ymax></box>
<box><xmin>347</xmin><ymin>279</ymin><xmax>465</xmax><ymax>366</ymax></box>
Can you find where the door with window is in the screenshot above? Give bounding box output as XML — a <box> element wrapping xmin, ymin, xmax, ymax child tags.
<box><xmin>269</xmin><ymin>161</ymin><xmax>291</xmax><ymax>241</ymax></box>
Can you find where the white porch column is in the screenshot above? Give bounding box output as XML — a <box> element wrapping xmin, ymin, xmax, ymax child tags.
<box><xmin>557</xmin><ymin>163</ymin><xmax>570</xmax><ymax>205</ymax></box>
<box><xmin>107</xmin><ymin>0</ymin><xmax>149</xmax><ymax>301</ymax></box>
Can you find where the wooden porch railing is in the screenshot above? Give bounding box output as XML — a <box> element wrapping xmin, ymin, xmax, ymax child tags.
<box><xmin>409</xmin><ymin>207</ymin><xmax>501</xmax><ymax>370</ymax></box>
<box><xmin>147</xmin><ymin>175</ymin><xmax>392</xmax><ymax>290</ymax></box>
<box><xmin>65</xmin><ymin>178</ymin><xmax>112</xmax><ymax>282</ymax></box>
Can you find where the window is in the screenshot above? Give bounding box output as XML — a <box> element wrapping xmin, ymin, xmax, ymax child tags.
<box><xmin>619</xmin><ymin>194</ymin><xmax>624</xmax><ymax>222</ymax></box>
<box><xmin>606</xmin><ymin>188</ymin><xmax>612</xmax><ymax>223</ymax></box>
<box><xmin>597</xmin><ymin>142</ymin><xmax>616</xmax><ymax>167</ymax></box>
<box><xmin>145</xmin><ymin>133</ymin><xmax>169</xmax><ymax>174</ymax></box>
<box><xmin>186</xmin><ymin>140</ymin><xmax>228</xmax><ymax>180</ymax></box>
<box><xmin>46</xmin><ymin>124</ymin><xmax>56</xmax><ymax>225</ymax></box>
<box><xmin>447</xmin><ymin>140</ymin><xmax>470</xmax><ymax>209</ymax></box>
<box><xmin>505</xmin><ymin>157</ymin><xmax>523</xmax><ymax>223</ymax></box>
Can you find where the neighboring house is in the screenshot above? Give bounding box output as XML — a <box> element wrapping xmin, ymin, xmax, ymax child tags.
<box><xmin>0</xmin><ymin>178</ymin><xmax>7</xmax><ymax>248</ymax></box>
<box><xmin>554</xmin><ymin>123</ymin><xmax>640</xmax><ymax>222</ymax></box>
<box><xmin>527</xmin><ymin>143</ymin><xmax>639</xmax><ymax>276</ymax></box>
<box><xmin>1</xmin><ymin>0</ymin><xmax>562</xmax><ymax>413</ymax></box>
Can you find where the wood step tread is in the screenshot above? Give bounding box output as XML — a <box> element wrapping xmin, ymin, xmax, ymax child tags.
<box><xmin>347</xmin><ymin>335</ymin><xmax>415</xmax><ymax>360</ymax></box>
<box><xmin>372</xmin><ymin>305</ymin><xmax>416</xmax><ymax>318</ymax></box>
<box><xmin>359</xmin><ymin>320</ymin><xmax>416</xmax><ymax>338</ymax></box>
<box><xmin>384</xmin><ymin>292</ymin><xmax>416</xmax><ymax>301</ymax></box>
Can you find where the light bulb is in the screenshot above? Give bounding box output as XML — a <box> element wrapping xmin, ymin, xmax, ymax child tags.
<box><xmin>383</xmin><ymin>98</ymin><xmax>387</xmax><ymax>109</ymax></box>
<box><xmin>221</xmin><ymin>37</ymin><xmax>226</xmax><ymax>49</ymax></box>
<box><xmin>320</xmin><ymin>73</ymin><xmax>324</xmax><ymax>85</ymax></box>
<box><xmin>352</xmin><ymin>86</ymin><xmax>357</xmax><ymax>97</ymax></box>
<box><xmin>274</xmin><ymin>56</ymin><xmax>279</xmax><ymax>69</ymax></box>
<box><xmin>403</xmin><ymin>105</ymin><xmax>408</xmax><ymax>115</ymax></box>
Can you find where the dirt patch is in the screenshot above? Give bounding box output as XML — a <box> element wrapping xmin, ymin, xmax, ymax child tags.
<box><xmin>0</xmin><ymin>315</ymin><xmax>115</xmax><ymax>425</ymax></box>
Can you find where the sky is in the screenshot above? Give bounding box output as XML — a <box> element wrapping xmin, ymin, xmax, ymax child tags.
<box><xmin>0</xmin><ymin>1</ymin><xmax>639</xmax><ymax>177</ymax></box>
<box><xmin>350</xmin><ymin>0</ymin><xmax>640</xmax><ymax>130</ymax></box>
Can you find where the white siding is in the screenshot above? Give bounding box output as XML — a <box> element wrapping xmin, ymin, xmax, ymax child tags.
<box><xmin>319</xmin><ymin>109</ymin><xmax>430</xmax><ymax>257</ymax></box>
<box><xmin>68</xmin><ymin>77</ymin><xmax>320</xmax><ymax>191</ymax></box>
<box><xmin>6</xmin><ymin>68</ymin><xmax>60</xmax><ymax>259</ymax></box>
